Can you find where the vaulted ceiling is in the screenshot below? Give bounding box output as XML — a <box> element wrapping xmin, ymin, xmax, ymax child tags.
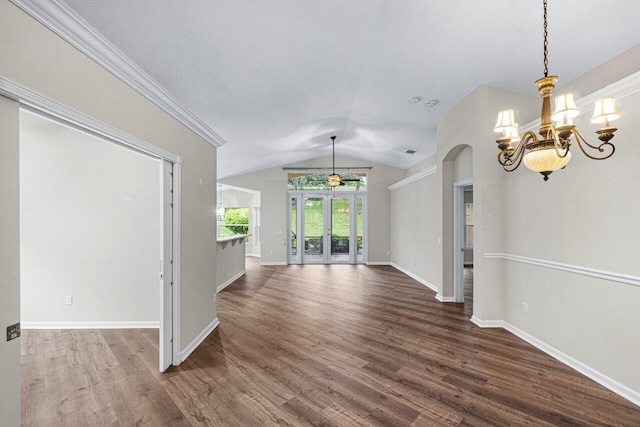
<box><xmin>58</xmin><ymin>0</ymin><xmax>640</xmax><ymax>178</ymax></box>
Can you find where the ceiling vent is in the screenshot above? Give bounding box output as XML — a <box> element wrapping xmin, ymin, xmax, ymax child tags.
<box><xmin>405</xmin><ymin>149</ymin><xmax>416</xmax><ymax>154</ymax></box>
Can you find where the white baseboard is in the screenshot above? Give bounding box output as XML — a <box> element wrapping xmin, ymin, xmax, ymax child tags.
<box><xmin>246</xmin><ymin>253</ymin><xmax>261</xmax><ymax>257</ymax></box>
<box><xmin>260</xmin><ymin>261</ymin><xmax>287</xmax><ymax>266</ymax></box>
<box><xmin>21</xmin><ymin>321</ymin><xmax>159</xmax><ymax>329</ymax></box>
<box><xmin>469</xmin><ymin>316</ymin><xmax>503</xmax><ymax>328</ymax></box>
<box><xmin>367</xmin><ymin>261</ymin><xmax>392</xmax><ymax>266</ymax></box>
<box><xmin>472</xmin><ymin>317</ymin><xmax>640</xmax><ymax>407</ymax></box>
<box><xmin>390</xmin><ymin>262</ymin><xmax>438</xmax><ymax>293</ymax></box>
<box><xmin>435</xmin><ymin>294</ymin><xmax>455</xmax><ymax>303</ymax></box>
<box><xmin>217</xmin><ymin>269</ymin><xmax>246</xmax><ymax>293</ymax></box>
<box><xmin>178</xmin><ymin>317</ymin><xmax>220</xmax><ymax>363</ymax></box>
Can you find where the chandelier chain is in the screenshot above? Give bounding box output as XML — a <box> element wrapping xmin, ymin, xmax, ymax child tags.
<box><xmin>543</xmin><ymin>0</ymin><xmax>549</xmax><ymax>77</ymax></box>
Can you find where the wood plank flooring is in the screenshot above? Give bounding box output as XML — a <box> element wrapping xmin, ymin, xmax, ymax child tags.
<box><xmin>21</xmin><ymin>259</ymin><xmax>640</xmax><ymax>426</ymax></box>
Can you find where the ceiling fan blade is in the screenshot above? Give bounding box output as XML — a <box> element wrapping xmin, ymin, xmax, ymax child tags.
<box><xmin>339</xmin><ymin>181</ymin><xmax>346</xmax><ymax>186</ymax></box>
<box><xmin>340</xmin><ymin>178</ymin><xmax>361</xmax><ymax>182</ymax></box>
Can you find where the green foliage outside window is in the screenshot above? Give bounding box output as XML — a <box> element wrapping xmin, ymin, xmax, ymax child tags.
<box><xmin>219</xmin><ymin>207</ymin><xmax>249</xmax><ymax>238</ymax></box>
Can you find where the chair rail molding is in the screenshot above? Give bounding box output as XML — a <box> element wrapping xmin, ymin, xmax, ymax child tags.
<box><xmin>484</xmin><ymin>252</ymin><xmax>640</xmax><ymax>288</ymax></box>
<box><xmin>10</xmin><ymin>0</ymin><xmax>227</xmax><ymax>148</ymax></box>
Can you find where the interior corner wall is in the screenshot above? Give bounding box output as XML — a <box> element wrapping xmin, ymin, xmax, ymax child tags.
<box><xmin>20</xmin><ymin>114</ymin><xmax>160</xmax><ymax>326</ymax></box>
<box><xmin>503</xmin><ymin>54</ymin><xmax>640</xmax><ymax>393</ymax></box>
<box><xmin>221</xmin><ymin>155</ymin><xmax>405</xmax><ymax>264</ymax></box>
<box><xmin>0</xmin><ymin>0</ymin><xmax>218</xmax><ymax>365</ymax></box>
<box><xmin>0</xmin><ymin>94</ymin><xmax>21</xmax><ymax>427</ymax></box>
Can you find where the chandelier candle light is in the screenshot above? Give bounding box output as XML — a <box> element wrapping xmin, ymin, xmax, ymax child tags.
<box><xmin>494</xmin><ymin>0</ymin><xmax>620</xmax><ymax>181</ymax></box>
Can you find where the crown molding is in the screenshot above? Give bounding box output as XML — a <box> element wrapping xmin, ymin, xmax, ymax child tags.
<box><xmin>10</xmin><ymin>0</ymin><xmax>226</xmax><ymax>148</ymax></box>
<box><xmin>484</xmin><ymin>252</ymin><xmax>640</xmax><ymax>288</ymax></box>
<box><xmin>521</xmin><ymin>70</ymin><xmax>640</xmax><ymax>133</ymax></box>
<box><xmin>0</xmin><ymin>77</ymin><xmax>181</xmax><ymax>163</ymax></box>
<box><xmin>388</xmin><ymin>165</ymin><xmax>438</xmax><ymax>190</ymax></box>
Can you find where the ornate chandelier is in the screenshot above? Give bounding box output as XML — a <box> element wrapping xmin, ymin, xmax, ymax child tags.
<box><xmin>494</xmin><ymin>0</ymin><xmax>620</xmax><ymax>181</ymax></box>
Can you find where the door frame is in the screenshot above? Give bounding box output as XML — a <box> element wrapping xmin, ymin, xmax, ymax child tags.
<box><xmin>3</xmin><ymin>78</ymin><xmax>182</xmax><ymax>371</ymax></box>
<box><xmin>453</xmin><ymin>179</ymin><xmax>473</xmax><ymax>303</ymax></box>
<box><xmin>287</xmin><ymin>190</ymin><xmax>366</xmax><ymax>265</ymax></box>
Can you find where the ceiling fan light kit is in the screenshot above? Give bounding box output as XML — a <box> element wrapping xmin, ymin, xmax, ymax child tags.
<box><xmin>494</xmin><ymin>0</ymin><xmax>620</xmax><ymax>181</ymax></box>
<box><xmin>327</xmin><ymin>136</ymin><xmax>363</xmax><ymax>188</ymax></box>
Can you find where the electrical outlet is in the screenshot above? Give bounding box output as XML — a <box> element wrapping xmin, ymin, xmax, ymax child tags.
<box><xmin>6</xmin><ymin>323</ymin><xmax>20</xmax><ymax>341</ymax></box>
<box><xmin>523</xmin><ymin>302</ymin><xmax>529</xmax><ymax>314</ymax></box>
<box><xmin>66</xmin><ymin>295</ymin><xmax>73</xmax><ymax>305</ymax></box>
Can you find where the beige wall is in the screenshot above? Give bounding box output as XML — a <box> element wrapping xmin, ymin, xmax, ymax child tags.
<box><xmin>390</xmin><ymin>172</ymin><xmax>441</xmax><ymax>287</ymax></box>
<box><xmin>0</xmin><ymin>94</ymin><xmax>21</xmax><ymax>427</ymax></box>
<box><xmin>502</xmin><ymin>52</ymin><xmax>640</xmax><ymax>391</ymax></box>
<box><xmin>0</xmin><ymin>6</ymin><xmax>218</xmax><ymax>420</ymax></box>
<box><xmin>216</xmin><ymin>238</ymin><xmax>247</xmax><ymax>292</ymax></box>
<box><xmin>221</xmin><ymin>155</ymin><xmax>405</xmax><ymax>264</ymax></box>
<box><xmin>391</xmin><ymin>45</ymin><xmax>640</xmax><ymax>398</ymax></box>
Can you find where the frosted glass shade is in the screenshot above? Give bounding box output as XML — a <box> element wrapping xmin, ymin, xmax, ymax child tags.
<box><xmin>523</xmin><ymin>148</ymin><xmax>571</xmax><ymax>173</ymax></box>
<box><xmin>591</xmin><ymin>97</ymin><xmax>620</xmax><ymax>124</ymax></box>
<box><xmin>552</xmin><ymin>93</ymin><xmax>579</xmax><ymax>123</ymax></box>
<box><xmin>494</xmin><ymin>109</ymin><xmax>516</xmax><ymax>133</ymax></box>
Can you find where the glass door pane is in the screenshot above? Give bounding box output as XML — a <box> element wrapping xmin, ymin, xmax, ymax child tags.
<box><xmin>331</xmin><ymin>197</ymin><xmax>350</xmax><ymax>263</ymax></box>
<box><xmin>303</xmin><ymin>197</ymin><xmax>324</xmax><ymax>263</ymax></box>
<box><xmin>356</xmin><ymin>197</ymin><xmax>364</xmax><ymax>262</ymax></box>
<box><xmin>289</xmin><ymin>196</ymin><xmax>299</xmax><ymax>263</ymax></box>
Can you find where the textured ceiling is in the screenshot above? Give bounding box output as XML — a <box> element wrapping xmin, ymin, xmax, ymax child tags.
<box><xmin>62</xmin><ymin>0</ymin><xmax>640</xmax><ymax>178</ymax></box>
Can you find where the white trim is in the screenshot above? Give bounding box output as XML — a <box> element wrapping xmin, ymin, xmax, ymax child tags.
<box><xmin>178</xmin><ymin>318</ymin><xmax>220</xmax><ymax>363</ymax></box>
<box><xmin>246</xmin><ymin>253</ymin><xmax>261</xmax><ymax>258</ymax></box>
<box><xmin>484</xmin><ymin>252</ymin><xmax>640</xmax><ymax>288</ymax></box>
<box><xmin>388</xmin><ymin>165</ymin><xmax>437</xmax><ymax>190</ymax></box>
<box><xmin>503</xmin><ymin>322</ymin><xmax>640</xmax><ymax>407</ymax></box>
<box><xmin>22</xmin><ymin>321</ymin><xmax>159</xmax><ymax>329</ymax></box>
<box><xmin>470</xmin><ymin>316</ymin><xmax>503</xmax><ymax>328</ymax></box>
<box><xmin>260</xmin><ymin>261</ymin><xmax>287</xmax><ymax>266</ymax></box>
<box><xmin>219</xmin><ymin>183</ymin><xmax>261</xmax><ymax>196</ymax></box>
<box><xmin>10</xmin><ymin>0</ymin><xmax>226</xmax><ymax>148</ymax></box>
<box><xmin>366</xmin><ymin>262</ymin><xmax>392</xmax><ymax>266</ymax></box>
<box><xmin>435</xmin><ymin>294</ymin><xmax>455</xmax><ymax>303</ymax></box>
<box><xmin>520</xmin><ymin>70</ymin><xmax>640</xmax><ymax>133</ymax></box>
<box><xmin>1</xmin><ymin>77</ymin><xmax>180</xmax><ymax>163</ymax></box>
<box><xmin>470</xmin><ymin>317</ymin><xmax>640</xmax><ymax>406</ymax></box>
<box><xmin>172</xmin><ymin>163</ymin><xmax>182</xmax><ymax>366</ymax></box>
<box><xmin>390</xmin><ymin>263</ymin><xmax>438</xmax><ymax>293</ymax></box>
<box><xmin>217</xmin><ymin>269</ymin><xmax>246</xmax><ymax>293</ymax></box>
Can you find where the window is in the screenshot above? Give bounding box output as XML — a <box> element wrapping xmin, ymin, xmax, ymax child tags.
<box><xmin>287</xmin><ymin>172</ymin><xmax>366</xmax><ymax>191</ymax></box>
<box><xmin>464</xmin><ymin>202</ymin><xmax>473</xmax><ymax>248</ymax></box>
<box><xmin>218</xmin><ymin>207</ymin><xmax>249</xmax><ymax>239</ymax></box>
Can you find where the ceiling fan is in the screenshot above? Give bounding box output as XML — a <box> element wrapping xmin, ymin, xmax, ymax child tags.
<box><xmin>327</xmin><ymin>136</ymin><xmax>362</xmax><ymax>187</ymax></box>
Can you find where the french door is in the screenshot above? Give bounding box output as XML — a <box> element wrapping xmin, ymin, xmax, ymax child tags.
<box><xmin>288</xmin><ymin>192</ymin><xmax>366</xmax><ymax>264</ymax></box>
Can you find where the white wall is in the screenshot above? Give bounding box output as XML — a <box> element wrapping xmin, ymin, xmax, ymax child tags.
<box><xmin>1</xmin><ymin>4</ymin><xmax>219</xmax><ymax>421</ymax></box>
<box><xmin>221</xmin><ymin>155</ymin><xmax>405</xmax><ymax>264</ymax></box>
<box><xmin>20</xmin><ymin>113</ymin><xmax>160</xmax><ymax>326</ymax></box>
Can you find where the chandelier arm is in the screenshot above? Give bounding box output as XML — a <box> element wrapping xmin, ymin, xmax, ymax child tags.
<box><xmin>498</xmin><ymin>131</ymin><xmax>536</xmax><ymax>171</ymax></box>
<box><xmin>572</xmin><ymin>128</ymin><xmax>616</xmax><ymax>160</ymax></box>
<box><xmin>546</xmin><ymin>127</ymin><xmax>571</xmax><ymax>159</ymax></box>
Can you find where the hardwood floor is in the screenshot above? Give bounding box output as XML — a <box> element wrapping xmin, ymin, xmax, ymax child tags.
<box><xmin>22</xmin><ymin>258</ymin><xmax>640</xmax><ymax>426</ymax></box>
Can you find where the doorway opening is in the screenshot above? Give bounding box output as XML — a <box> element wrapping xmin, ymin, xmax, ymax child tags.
<box><xmin>19</xmin><ymin>108</ymin><xmax>179</xmax><ymax>372</ymax></box>
<box><xmin>454</xmin><ymin>180</ymin><xmax>473</xmax><ymax>306</ymax></box>
<box><xmin>288</xmin><ymin>192</ymin><xmax>366</xmax><ymax>264</ymax></box>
